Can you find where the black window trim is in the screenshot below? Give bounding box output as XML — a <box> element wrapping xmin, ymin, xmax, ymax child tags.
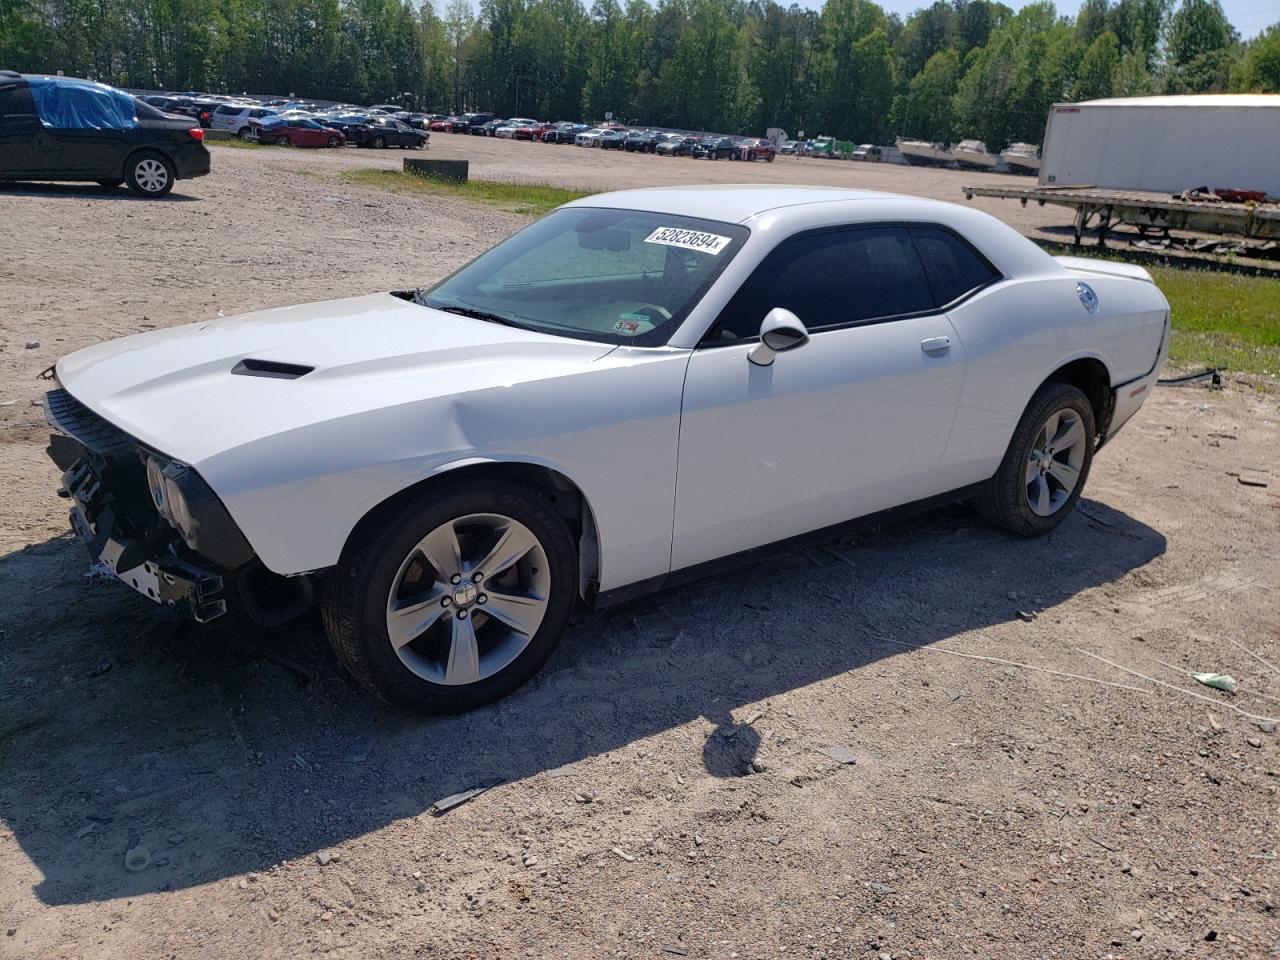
<box><xmin>697</xmin><ymin>220</ymin><xmax>1004</xmax><ymax>348</ymax></box>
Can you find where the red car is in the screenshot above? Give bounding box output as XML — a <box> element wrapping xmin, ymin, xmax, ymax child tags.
<box><xmin>429</xmin><ymin>117</ymin><xmax>460</xmax><ymax>133</ymax></box>
<box><xmin>511</xmin><ymin>122</ymin><xmax>553</xmax><ymax>141</ymax></box>
<box><xmin>256</xmin><ymin>118</ymin><xmax>345</xmax><ymax>148</ymax></box>
<box><xmin>738</xmin><ymin>138</ymin><xmax>777</xmax><ymax>162</ymax></box>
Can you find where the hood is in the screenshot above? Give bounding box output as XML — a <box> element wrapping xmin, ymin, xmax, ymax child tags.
<box><xmin>56</xmin><ymin>293</ymin><xmax>615</xmax><ymax>465</ymax></box>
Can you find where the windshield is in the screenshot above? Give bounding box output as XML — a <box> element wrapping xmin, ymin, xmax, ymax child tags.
<box><xmin>423</xmin><ymin>207</ymin><xmax>749</xmax><ymax>346</ymax></box>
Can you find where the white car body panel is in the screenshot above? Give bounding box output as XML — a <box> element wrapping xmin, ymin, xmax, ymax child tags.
<box><xmin>672</xmin><ymin>312</ymin><xmax>966</xmax><ymax>569</ymax></box>
<box><xmin>53</xmin><ymin>186</ymin><xmax>1169</xmax><ymax>596</ymax></box>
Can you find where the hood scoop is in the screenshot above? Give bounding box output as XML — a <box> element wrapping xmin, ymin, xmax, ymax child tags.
<box><xmin>231</xmin><ymin>358</ymin><xmax>315</xmax><ymax>380</ymax></box>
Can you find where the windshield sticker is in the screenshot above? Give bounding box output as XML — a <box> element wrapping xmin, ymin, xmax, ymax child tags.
<box><xmin>644</xmin><ymin>227</ymin><xmax>731</xmax><ymax>255</ymax></box>
<box><xmin>614</xmin><ymin>315</ymin><xmax>647</xmax><ymax>336</ymax></box>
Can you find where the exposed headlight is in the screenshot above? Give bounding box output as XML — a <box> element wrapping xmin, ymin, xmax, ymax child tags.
<box><xmin>143</xmin><ymin>454</ymin><xmax>255</xmax><ymax>569</ymax></box>
<box><xmin>146</xmin><ymin>455</ymin><xmax>195</xmax><ymax>540</ymax></box>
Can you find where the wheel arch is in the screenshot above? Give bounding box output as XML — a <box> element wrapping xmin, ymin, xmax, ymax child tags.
<box><xmin>121</xmin><ymin>145</ymin><xmax>175</xmax><ymax>179</ymax></box>
<box><xmin>344</xmin><ymin>457</ymin><xmax>602</xmax><ymax>605</ymax></box>
<box><xmin>1040</xmin><ymin>355</ymin><xmax>1114</xmax><ymax>444</ymax></box>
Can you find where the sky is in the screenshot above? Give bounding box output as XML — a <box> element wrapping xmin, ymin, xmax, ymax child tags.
<box><xmin>789</xmin><ymin>0</ymin><xmax>1278</xmax><ymax>38</ymax></box>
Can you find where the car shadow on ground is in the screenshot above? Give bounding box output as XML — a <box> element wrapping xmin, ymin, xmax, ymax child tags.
<box><xmin>0</xmin><ymin>182</ymin><xmax>200</xmax><ymax>201</ymax></box>
<box><xmin>0</xmin><ymin>498</ymin><xmax>1164</xmax><ymax>906</ymax></box>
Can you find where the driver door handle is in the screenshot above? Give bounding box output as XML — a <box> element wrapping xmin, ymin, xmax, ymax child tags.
<box><xmin>920</xmin><ymin>336</ymin><xmax>951</xmax><ymax>354</ymax></box>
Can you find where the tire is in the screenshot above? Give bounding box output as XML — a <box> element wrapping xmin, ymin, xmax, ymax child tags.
<box><xmin>96</xmin><ymin>179</ymin><xmax>123</xmax><ymax>189</ymax></box>
<box><xmin>327</xmin><ymin>135</ymin><xmax>340</xmax><ymax>148</ymax></box>
<box><xmin>372</xmin><ymin>135</ymin><xmax>386</xmax><ymax>149</ymax></box>
<box><xmin>238</xmin><ymin>126</ymin><xmax>253</xmax><ymax>140</ymax></box>
<box><xmin>125</xmin><ymin>152</ymin><xmax>174</xmax><ymax>197</ymax></box>
<box><xmin>322</xmin><ymin>480</ymin><xmax>578</xmax><ymax>714</ymax></box>
<box><xmin>766</xmin><ymin>153</ymin><xmax>775</xmax><ymax>162</ymax></box>
<box><xmin>975</xmin><ymin>382</ymin><xmax>1096</xmax><ymax>537</ymax></box>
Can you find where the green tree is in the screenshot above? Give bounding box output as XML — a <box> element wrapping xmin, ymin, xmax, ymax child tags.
<box><xmin>813</xmin><ymin>0</ymin><xmax>885</xmax><ymax>137</ymax></box>
<box><xmin>1072</xmin><ymin>28</ymin><xmax>1118</xmax><ymax>99</ymax></box>
<box><xmin>651</xmin><ymin>0</ymin><xmax>740</xmax><ymax>128</ymax></box>
<box><xmin>1230</xmin><ymin>23</ymin><xmax>1280</xmax><ymax>92</ymax></box>
<box><xmin>1166</xmin><ymin>0</ymin><xmax>1234</xmax><ymax>65</ymax></box>
<box><xmin>892</xmin><ymin>47</ymin><xmax>960</xmax><ymax>140</ymax></box>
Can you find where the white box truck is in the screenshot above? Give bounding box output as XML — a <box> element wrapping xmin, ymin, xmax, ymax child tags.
<box><xmin>1039</xmin><ymin>94</ymin><xmax>1280</xmax><ymax>196</ymax></box>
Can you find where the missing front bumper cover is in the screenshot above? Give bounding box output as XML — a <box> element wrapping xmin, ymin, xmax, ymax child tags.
<box><xmin>64</xmin><ymin>463</ymin><xmax>229</xmax><ymax>624</ymax></box>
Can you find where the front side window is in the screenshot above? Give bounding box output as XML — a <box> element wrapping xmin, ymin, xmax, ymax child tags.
<box><xmin>709</xmin><ymin>226</ymin><xmax>933</xmax><ymax>343</ymax></box>
<box><xmin>423</xmin><ymin>207</ymin><xmax>749</xmax><ymax>346</ymax></box>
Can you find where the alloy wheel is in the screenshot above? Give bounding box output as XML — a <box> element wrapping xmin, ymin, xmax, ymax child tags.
<box><xmin>385</xmin><ymin>513</ymin><xmax>550</xmax><ymax>686</ymax></box>
<box><xmin>1025</xmin><ymin>408</ymin><xmax>1086</xmax><ymax>516</ymax></box>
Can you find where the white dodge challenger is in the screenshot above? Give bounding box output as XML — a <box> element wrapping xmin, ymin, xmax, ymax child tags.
<box><xmin>45</xmin><ymin>186</ymin><xmax>1169</xmax><ymax>712</ymax></box>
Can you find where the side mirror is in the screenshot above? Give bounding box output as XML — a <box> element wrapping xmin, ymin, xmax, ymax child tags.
<box><xmin>748</xmin><ymin>308</ymin><xmax>809</xmax><ymax>366</ymax></box>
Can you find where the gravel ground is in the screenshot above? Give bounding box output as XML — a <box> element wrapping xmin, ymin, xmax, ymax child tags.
<box><xmin>1</xmin><ymin>144</ymin><xmax>1278</xmax><ymax>960</ymax></box>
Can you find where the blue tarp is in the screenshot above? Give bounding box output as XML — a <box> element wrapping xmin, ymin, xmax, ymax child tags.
<box><xmin>27</xmin><ymin>76</ymin><xmax>138</xmax><ymax>130</ymax></box>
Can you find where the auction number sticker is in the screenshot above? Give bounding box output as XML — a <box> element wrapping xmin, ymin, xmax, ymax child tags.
<box><xmin>644</xmin><ymin>226</ymin><xmax>731</xmax><ymax>255</ymax></box>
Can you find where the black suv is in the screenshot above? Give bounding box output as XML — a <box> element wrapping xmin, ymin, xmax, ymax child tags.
<box><xmin>0</xmin><ymin>72</ymin><xmax>211</xmax><ymax>197</ymax></box>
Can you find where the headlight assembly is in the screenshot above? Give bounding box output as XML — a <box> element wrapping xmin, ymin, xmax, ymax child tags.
<box><xmin>144</xmin><ymin>454</ymin><xmax>253</xmax><ymax>569</ymax></box>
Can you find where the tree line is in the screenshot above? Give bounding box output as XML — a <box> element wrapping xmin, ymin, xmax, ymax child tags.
<box><xmin>2</xmin><ymin>0</ymin><xmax>1277</xmax><ymax>147</ymax></box>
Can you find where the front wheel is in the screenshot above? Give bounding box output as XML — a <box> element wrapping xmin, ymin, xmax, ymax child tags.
<box><xmin>322</xmin><ymin>481</ymin><xmax>578</xmax><ymax>713</ymax></box>
<box><xmin>125</xmin><ymin>152</ymin><xmax>174</xmax><ymax>197</ymax></box>
<box><xmin>976</xmin><ymin>382</ymin><xmax>1096</xmax><ymax>536</ymax></box>
<box><xmin>372</xmin><ymin>135</ymin><xmax>386</xmax><ymax>149</ymax></box>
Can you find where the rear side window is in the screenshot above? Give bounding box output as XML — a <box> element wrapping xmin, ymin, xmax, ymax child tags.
<box><xmin>214</xmin><ymin>104</ymin><xmax>240</xmax><ymax>115</ymax></box>
<box><xmin>909</xmin><ymin>225</ymin><xmax>999</xmax><ymax>306</ymax></box>
<box><xmin>0</xmin><ymin>85</ymin><xmax>38</xmax><ymax>124</ymax></box>
<box><xmin>710</xmin><ymin>226</ymin><xmax>933</xmax><ymax>342</ymax></box>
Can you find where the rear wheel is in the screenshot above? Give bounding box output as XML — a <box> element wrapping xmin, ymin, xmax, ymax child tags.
<box><xmin>327</xmin><ymin>135</ymin><xmax>341</xmax><ymax>148</ymax></box>
<box><xmin>238</xmin><ymin>126</ymin><xmax>253</xmax><ymax>140</ymax></box>
<box><xmin>976</xmin><ymin>382</ymin><xmax>1096</xmax><ymax>536</ymax></box>
<box><xmin>322</xmin><ymin>480</ymin><xmax>577</xmax><ymax>713</ymax></box>
<box><xmin>372</xmin><ymin>135</ymin><xmax>386</xmax><ymax>149</ymax></box>
<box><xmin>125</xmin><ymin>152</ymin><xmax>173</xmax><ymax>197</ymax></box>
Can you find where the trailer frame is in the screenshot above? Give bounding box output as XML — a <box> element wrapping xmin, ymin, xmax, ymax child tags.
<box><xmin>962</xmin><ymin>184</ymin><xmax>1280</xmax><ymax>248</ymax></box>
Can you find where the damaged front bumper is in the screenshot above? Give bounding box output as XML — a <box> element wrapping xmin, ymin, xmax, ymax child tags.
<box><xmin>61</xmin><ymin>455</ymin><xmax>230</xmax><ymax>622</ymax></box>
<box><xmin>43</xmin><ymin>385</ymin><xmax>244</xmax><ymax>623</ymax></box>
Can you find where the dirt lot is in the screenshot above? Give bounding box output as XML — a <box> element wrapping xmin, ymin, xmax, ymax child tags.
<box><xmin>1</xmin><ymin>142</ymin><xmax>1279</xmax><ymax>960</ymax></box>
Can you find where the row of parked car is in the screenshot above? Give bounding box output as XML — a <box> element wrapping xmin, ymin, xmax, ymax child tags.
<box><xmin>139</xmin><ymin>94</ymin><xmax>431</xmax><ymax>149</ymax></box>
<box><xmin>423</xmin><ymin>113</ymin><xmax>779</xmax><ymax>160</ymax></box>
<box><xmin>137</xmin><ymin>92</ymin><xmax>786</xmax><ymax>159</ymax></box>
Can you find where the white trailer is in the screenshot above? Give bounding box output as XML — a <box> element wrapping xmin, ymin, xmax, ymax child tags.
<box><xmin>1039</xmin><ymin>94</ymin><xmax>1280</xmax><ymax>196</ymax></box>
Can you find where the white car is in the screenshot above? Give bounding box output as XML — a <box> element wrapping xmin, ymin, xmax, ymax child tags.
<box><xmin>210</xmin><ymin>103</ymin><xmax>278</xmax><ymax>137</ymax></box>
<box><xmin>44</xmin><ymin>187</ymin><xmax>1168</xmax><ymax>713</ymax></box>
<box><xmin>575</xmin><ymin>128</ymin><xmax>605</xmax><ymax>147</ymax></box>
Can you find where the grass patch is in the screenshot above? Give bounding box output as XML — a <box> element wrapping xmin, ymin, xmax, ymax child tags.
<box><xmin>1148</xmin><ymin>265</ymin><xmax>1280</xmax><ymax>377</ymax></box>
<box><xmin>1047</xmin><ymin>248</ymin><xmax>1280</xmax><ymax>377</ymax></box>
<box><xmin>338</xmin><ymin>168</ymin><xmax>594</xmax><ymax>216</ymax></box>
<box><xmin>208</xmin><ymin>138</ymin><xmax>264</xmax><ymax>150</ymax></box>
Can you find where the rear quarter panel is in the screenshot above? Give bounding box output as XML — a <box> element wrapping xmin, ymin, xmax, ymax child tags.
<box><xmin>939</xmin><ymin>272</ymin><xmax>1167</xmax><ymax>487</ymax></box>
